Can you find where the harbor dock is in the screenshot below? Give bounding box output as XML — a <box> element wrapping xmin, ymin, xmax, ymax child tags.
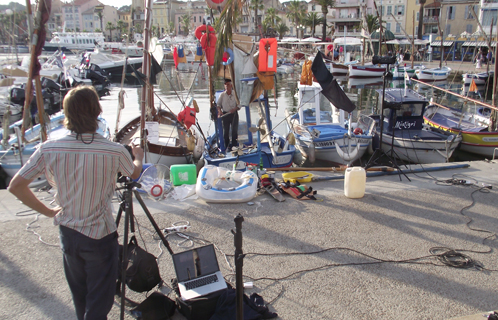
<box><xmin>0</xmin><ymin>160</ymin><xmax>497</xmax><ymax>319</ymax></box>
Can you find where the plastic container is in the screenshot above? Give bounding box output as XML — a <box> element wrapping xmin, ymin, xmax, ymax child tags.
<box><xmin>344</xmin><ymin>167</ymin><xmax>366</xmax><ymax>199</ymax></box>
<box><xmin>170</xmin><ymin>164</ymin><xmax>197</xmax><ymax>186</ymax></box>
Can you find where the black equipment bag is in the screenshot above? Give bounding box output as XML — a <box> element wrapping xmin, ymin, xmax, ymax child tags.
<box><xmin>173</xmin><ymin>279</ymin><xmax>229</xmax><ymax>320</ymax></box>
<box><xmin>119</xmin><ymin>236</ymin><xmax>161</xmax><ymax>293</ymax></box>
<box><xmin>130</xmin><ymin>292</ymin><xmax>176</xmax><ymax>320</ymax></box>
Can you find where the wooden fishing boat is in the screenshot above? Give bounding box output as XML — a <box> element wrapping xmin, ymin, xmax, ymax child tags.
<box><xmin>331</xmin><ymin>60</ymin><xmax>358</xmax><ymax>75</ymax></box>
<box><xmin>372</xmin><ymin>88</ymin><xmax>462</xmax><ymax>164</ymax></box>
<box><xmin>113</xmin><ymin>109</ymin><xmax>192</xmax><ymax>166</ymax></box>
<box><xmin>414</xmin><ymin>66</ymin><xmax>451</xmax><ymax>81</ymax></box>
<box><xmin>286</xmin><ymin>82</ymin><xmax>374</xmax><ymax>165</ymax></box>
<box><xmin>348</xmin><ymin>64</ymin><xmax>386</xmax><ymax>78</ymax></box>
<box><xmin>391</xmin><ymin>65</ymin><xmax>422</xmax><ymax>79</ymax></box>
<box><xmin>462</xmin><ymin>71</ymin><xmax>494</xmax><ymax>85</ymax></box>
<box><xmin>113</xmin><ymin>4</ymin><xmax>193</xmax><ymax>167</ymax></box>
<box><xmin>204</xmin><ymin>95</ymin><xmax>295</xmax><ymax>170</ymax></box>
<box><xmin>424</xmin><ymin>104</ymin><xmax>498</xmax><ymax>158</ymax></box>
<box><xmin>195</xmin><ymin>165</ymin><xmax>258</xmax><ymax>203</ymax></box>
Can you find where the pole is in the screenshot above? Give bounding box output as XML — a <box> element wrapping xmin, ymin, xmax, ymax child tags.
<box><xmin>233</xmin><ymin>214</ymin><xmax>244</xmax><ymax>320</ymax></box>
<box><xmin>491</xmin><ymin>35</ymin><xmax>498</xmax><ymax>132</ymax></box>
<box><xmin>487</xmin><ymin>19</ymin><xmax>493</xmax><ymax>75</ymax></box>
<box><xmin>20</xmin><ymin>0</ymin><xmax>47</xmax><ymax>143</ymax></box>
<box><xmin>140</xmin><ymin>0</ymin><xmax>153</xmax><ymax>150</ymax></box>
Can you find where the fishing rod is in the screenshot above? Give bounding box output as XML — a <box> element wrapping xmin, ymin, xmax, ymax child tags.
<box><xmin>411</xmin><ymin>78</ymin><xmax>498</xmax><ymax>112</ymax></box>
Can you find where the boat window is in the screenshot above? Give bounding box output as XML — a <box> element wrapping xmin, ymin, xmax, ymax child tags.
<box><xmin>318</xmin><ymin>93</ymin><xmax>333</xmax><ymax>123</ymax></box>
<box><xmin>72</xmin><ymin>39</ymin><xmax>75</xmax><ymax>44</ymax></box>
<box><xmin>396</xmin><ymin>103</ymin><xmax>423</xmax><ymax>117</ymax></box>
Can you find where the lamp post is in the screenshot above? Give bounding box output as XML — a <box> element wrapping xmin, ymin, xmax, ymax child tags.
<box><xmin>5</xmin><ymin>9</ymin><xmax>18</xmax><ymax>64</ymax></box>
<box><xmin>298</xmin><ymin>24</ymin><xmax>305</xmax><ymax>39</ymax></box>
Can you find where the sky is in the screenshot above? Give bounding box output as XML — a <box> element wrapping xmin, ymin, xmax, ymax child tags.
<box><xmin>0</xmin><ymin>0</ymin><xmax>132</xmax><ymax>6</ymax></box>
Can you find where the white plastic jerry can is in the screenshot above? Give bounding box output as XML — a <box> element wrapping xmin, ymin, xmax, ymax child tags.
<box><xmin>344</xmin><ymin>166</ymin><xmax>366</xmax><ymax>199</ymax></box>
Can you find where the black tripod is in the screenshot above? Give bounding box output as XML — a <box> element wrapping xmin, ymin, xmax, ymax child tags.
<box><xmin>114</xmin><ymin>176</ymin><xmax>174</xmax><ymax>320</ymax></box>
<box><xmin>365</xmin><ymin>65</ymin><xmax>410</xmax><ymax>181</ymax></box>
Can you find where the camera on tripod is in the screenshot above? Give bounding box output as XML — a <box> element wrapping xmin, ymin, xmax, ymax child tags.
<box><xmin>372</xmin><ymin>55</ymin><xmax>397</xmax><ymax>65</ymax></box>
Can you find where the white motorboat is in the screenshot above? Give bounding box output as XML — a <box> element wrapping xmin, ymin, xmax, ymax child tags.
<box><xmin>414</xmin><ymin>66</ymin><xmax>451</xmax><ymax>81</ymax></box>
<box><xmin>195</xmin><ymin>165</ymin><xmax>258</xmax><ymax>203</ymax></box>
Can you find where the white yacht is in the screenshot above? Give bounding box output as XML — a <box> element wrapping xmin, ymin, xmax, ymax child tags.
<box><xmin>43</xmin><ymin>32</ymin><xmax>105</xmax><ymax>52</ymax></box>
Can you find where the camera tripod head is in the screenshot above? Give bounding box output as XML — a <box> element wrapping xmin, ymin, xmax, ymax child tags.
<box><xmin>116</xmin><ymin>175</ymin><xmax>142</xmax><ymax>190</ymax></box>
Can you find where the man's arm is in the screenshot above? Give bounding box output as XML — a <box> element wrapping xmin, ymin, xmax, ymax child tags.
<box><xmin>8</xmin><ymin>175</ymin><xmax>59</xmax><ymax>217</ymax></box>
<box><xmin>130</xmin><ymin>144</ymin><xmax>144</xmax><ymax>180</ymax></box>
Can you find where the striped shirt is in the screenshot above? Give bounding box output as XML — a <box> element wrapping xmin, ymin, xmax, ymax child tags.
<box><xmin>18</xmin><ymin>132</ymin><xmax>135</xmax><ymax>239</ymax></box>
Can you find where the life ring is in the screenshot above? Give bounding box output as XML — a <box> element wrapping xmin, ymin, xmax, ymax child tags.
<box><xmin>195</xmin><ymin>24</ymin><xmax>215</xmax><ymax>40</ymax></box>
<box><xmin>206</xmin><ymin>0</ymin><xmax>228</xmax><ymax>10</ymax></box>
<box><xmin>222</xmin><ymin>47</ymin><xmax>234</xmax><ymax>65</ymax></box>
<box><xmin>353</xmin><ymin>127</ymin><xmax>363</xmax><ymax>135</ymax></box>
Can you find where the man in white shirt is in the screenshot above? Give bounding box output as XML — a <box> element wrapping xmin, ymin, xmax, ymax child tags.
<box><xmin>217</xmin><ymin>79</ymin><xmax>240</xmax><ymax>149</ymax></box>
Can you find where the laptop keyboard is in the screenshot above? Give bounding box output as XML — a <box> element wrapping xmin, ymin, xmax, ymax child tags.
<box><xmin>185</xmin><ymin>274</ymin><xmax>219</xmax><ymax>290</ymax></box>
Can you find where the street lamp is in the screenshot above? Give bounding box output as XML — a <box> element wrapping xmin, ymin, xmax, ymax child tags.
<box><xmin>5</xmin><ymin>9</ymin><xmax>18</xmax><ymax>64</ymax></box>
<box><xmin>297</xmin><ymin>24</ymin><xmax>305</xmax><ymax>39</ymax></box>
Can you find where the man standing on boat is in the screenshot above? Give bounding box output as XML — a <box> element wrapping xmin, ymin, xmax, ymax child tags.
<box><xmin>8</xmin><ymin>86</ymin><xmax>144</xmax><ymax>320</ymax></box>
<box><xmin>217</xmin><ymin>79</ymin><xmax>240</xmax><ymax>150</ymax></box>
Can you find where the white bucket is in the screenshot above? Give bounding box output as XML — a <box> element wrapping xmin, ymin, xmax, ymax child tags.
<box><xmin>344</xmin><ymin>167</ymin><xmax>366</xmax><ymax>199</ymax></box>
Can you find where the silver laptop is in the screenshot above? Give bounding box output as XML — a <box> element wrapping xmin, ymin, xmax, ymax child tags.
<box><xmin>172</xmin><ymin>244</ymin><xmax>227</xmax><ymax>301</ymax></box>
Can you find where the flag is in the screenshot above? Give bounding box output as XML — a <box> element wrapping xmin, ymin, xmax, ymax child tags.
<box><xmin>311</xmin><ymin>51</ymin><xmax>356</xmax><ymax>113</ymax></box>
<box><xmin>469</xmin><ymin>79</ymin><xmax>477</xmax><ymax>93</ymax></box>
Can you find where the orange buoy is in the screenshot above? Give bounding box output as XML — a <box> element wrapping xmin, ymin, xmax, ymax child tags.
<box><xmin>258</xmin><ymin>38</ymin><xmax>277</xmax><ymax>72</ymax></box>
<box><xmin>205</xmin><ymin>0</ymin><xmax>228</xmax><ymax>10</ymax></box>
<box><xmin>200</xmin><ymin>32</ymin><xmax>217</xmax><ymax>66</ymax></box>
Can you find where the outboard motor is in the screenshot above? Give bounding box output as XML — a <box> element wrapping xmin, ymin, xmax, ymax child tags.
<box><xmin>41</xmin><ymin>76</ymin><xmax>62</xmax><ymax>94</ymax></box>
<box><xmin>9</xmin><ymin>85</ymin><xmax>25</xmax><ymax>106</ymax></box>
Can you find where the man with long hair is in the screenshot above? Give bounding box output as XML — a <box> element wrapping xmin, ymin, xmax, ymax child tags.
<box><xmin>8</xmin><ymin>86</ymin><xmax>144</xmax><ymax>320</ymax></box>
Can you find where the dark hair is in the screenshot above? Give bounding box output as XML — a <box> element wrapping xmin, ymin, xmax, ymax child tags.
<box><xmin>224</xmin><ymin>79</ymin><xmax>232</xmax><ymax>84</ymax></box>
<box><xmin>63</xmin><ymin>86</ymin><xmax>102</xmax><ymax>134</ymax></box>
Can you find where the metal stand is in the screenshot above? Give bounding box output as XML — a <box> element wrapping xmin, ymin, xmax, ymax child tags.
<box><xmin>365</xmin><ymin>66</ymin><xmax>410</xmax><ymax>181</ymax></box>
<box><xmin>114</xmin><ymin>176</ymin><xmax>174</xmax><ymax>320</ymax></box>
<box><xmin>232</xmin><ymin>214</ymin><xmax>245</xmax><ymax>320</ymax></box>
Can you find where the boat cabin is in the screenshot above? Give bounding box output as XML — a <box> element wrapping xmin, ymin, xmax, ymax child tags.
<box><xmin>297</xmin><ymin>82</ymin><xmax>337</xmax><ymax>126</ymax></box>
<box><xmin>376</xmin><ymin>88</ymin><xmax>427</xmax><ymax>133</ymax></box>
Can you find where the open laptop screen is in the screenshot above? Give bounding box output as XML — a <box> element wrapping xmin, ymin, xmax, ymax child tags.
<box><xmin>173</xmin><ymin>244</ymin><xmax>220</xmax><ymax>283</ymax></box>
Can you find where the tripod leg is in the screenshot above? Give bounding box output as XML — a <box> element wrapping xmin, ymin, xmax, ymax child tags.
<box><xmin>120</xmin><ymin>189</ymin><xmax>132</xmax><ymax>320</ymax></box>
<box><xmin>133</xmin><ymin>190</ymin><xmax>174</xmax><ymax>255</ymax></box>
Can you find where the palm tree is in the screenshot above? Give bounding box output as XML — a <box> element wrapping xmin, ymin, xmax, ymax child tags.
<box><xmin>264</xmin><ymin>8</ymin><xmax>281</xmax><ymax>29</ymax></box>
<box><xmin>276</xmin><ymin>22</ymin><xmax>289</xmax><ymax>39</ymax></box>
<box><xmin>97</xmin><ymin>11</ymin><xmax>104</xmax><ymax>32</ymax></box>
<box><xmin>106</xmin><ymin>22</ymin><xmax>116</xmax><ymax>41</ymax></box>
<box><xmin>316</xmin><ymin>0</ymin><xmax>335</xmax><ymax>41</ymax></box>
<box><xmin>250</xmin><ymin>0</ymin><xmax>264</xmax><ymax>35</ymax></box>
<box><xmin>366</xmin><ymin>14</ymin><xmax>380</xmax><ymax>34</ymax></box>
<box><xmin>304</xmin><ymin>12</ymin><xmax>323</xmax><ymax>38</ymax></box>
<box><xmin>417</xmin><ymin>0</ymin><xmax>426</xmax><ymax>39</ymax></box>
<box><xmin>180</xmin><ymin>13</ymin><xmax>192</xmax><ymax>35</ymax></box>
<box><xmin>286</xmin><ymin>0</ymin><xmax>305</xmax><ymax>35</ymax></box>
<box><xmin>116</xmin><ymin>20</ymin><xmax>126</xmax><ymax>38</ymax></box>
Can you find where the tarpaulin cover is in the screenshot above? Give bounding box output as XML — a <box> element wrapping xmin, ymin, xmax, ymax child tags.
<box><xmin>311</xmin><ymin>51</ymin><xmax>356</xmax><ymax>113</ymax></box>
<box><xmin>33</xmin><ymin>0</ymin><xmax>52</xmax><ymax>77</ymax></box>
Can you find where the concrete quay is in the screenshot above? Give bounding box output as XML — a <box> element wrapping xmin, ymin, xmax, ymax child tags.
<box><xmin>0</xmin><ymin>160</ymin><xmax>498</xmax><ymax>319</ymax></box>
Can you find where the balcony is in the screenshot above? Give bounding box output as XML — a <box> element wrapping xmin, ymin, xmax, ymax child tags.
<box><xmin>334</xmin><ymin>2</ymin><xmax>363</xmax><ymax>8</ymax></box>
<box><xmin>423</xmin><ymin>16</ymin><xmax>439</xmax><ymax>24</ymax></box>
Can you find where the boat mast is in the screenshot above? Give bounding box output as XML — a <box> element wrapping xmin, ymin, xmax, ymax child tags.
<box><xmin>390</xmin><ymin>13</ymin><xmax>415</xmax><ymax>69</ymax></box>
<box><xmin>20</xmin><ymin>0</ymin><xmax>48</xmax><ymax>142</ymax></box>
<box><xmin>373</xmin><ymin>1</ymin><xmax>383</xmax><ymax>56</ymax></box>
<box><xmin>140</xmin><ymin>0</ymin><xmax>153</xmax><ymax>149</ymax></box>
<box><xmin>436</xmin><ymin>16</ymin><xmax>443</xmax><ymax>69</ymax></box>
